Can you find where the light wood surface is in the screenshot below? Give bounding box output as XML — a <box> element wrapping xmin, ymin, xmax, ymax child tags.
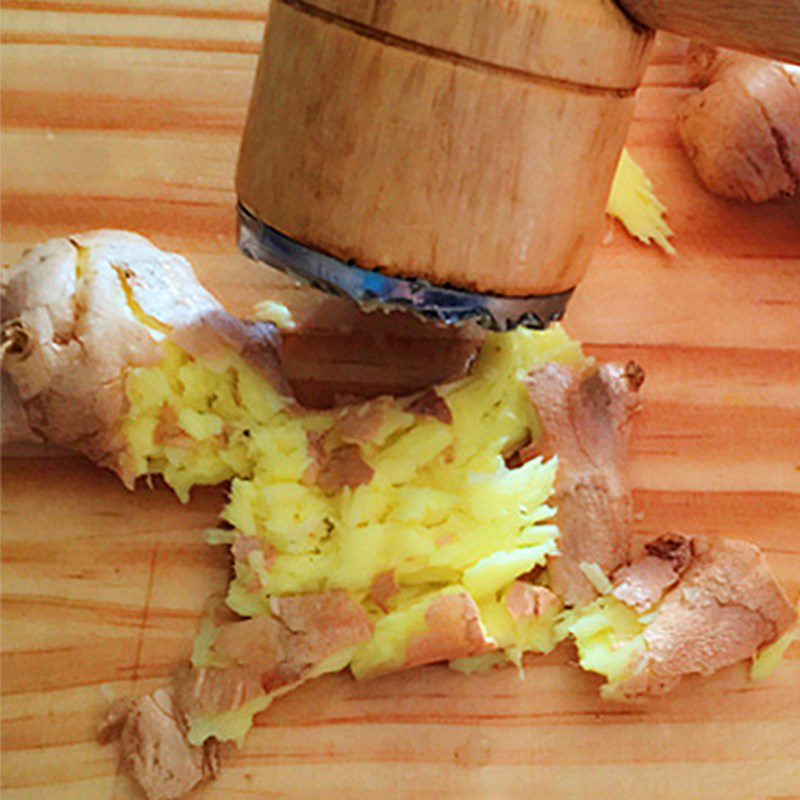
<box><xmin>619</xmin><ymin>0</ymin><xmax>800</xmax><ymax>64</ymax></box>
<box><xmin>279</xmin><ymin>0</ymin><xmax>655</xmax><ymax>90</ymax></box>
<box><xmin>237</xmin><ymin>0</ymin><xmax>652</xmax><ymax>296</ymax></box>
<box><xmin>1</xmin><ymin>4</ymin><xmax>800</xmax><ymax>799</ymax></box>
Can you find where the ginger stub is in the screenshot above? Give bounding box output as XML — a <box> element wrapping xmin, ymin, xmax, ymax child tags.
<box><xmin>2</xmin><ymin>232</ymin><xmax>795</xmax><ymax>800</ymax></box>
<box><xmin>678</xmin><ymin>43</ymin><xmax>800</xmax><ymax>202</ymax></box>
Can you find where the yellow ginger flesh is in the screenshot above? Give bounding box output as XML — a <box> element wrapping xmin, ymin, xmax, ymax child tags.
<box><xmin>559</xmin><ymin>596</ymin><xmax>647</xmax><ymax>697</ymax></box>
<box><xmin>607</xmin><ymin>149</ymin><xmax>675</xmax><ymax>254</ymax></box>
<box><xmin>123</xmin><ymin>327</ymin><xmax>586</xmax><ymax>740</ymax></box>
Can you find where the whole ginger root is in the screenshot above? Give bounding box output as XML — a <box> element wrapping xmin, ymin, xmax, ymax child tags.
<box><xmin>677</xmin><ymin>43</ymin><xmax>800</xmax><ymax>202</ymax></box>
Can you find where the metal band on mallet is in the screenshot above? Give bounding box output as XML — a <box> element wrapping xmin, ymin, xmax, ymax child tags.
<box><xmin>238</xmin><ymin>205</ymin><xmax>573</xmax><ymax>332</ymax></box>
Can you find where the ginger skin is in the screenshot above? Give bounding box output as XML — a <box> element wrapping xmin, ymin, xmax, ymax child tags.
<box><xmin>677</xmin><ymin>43</ymin><xmax>800</xmax><ymax>202</ymax></box>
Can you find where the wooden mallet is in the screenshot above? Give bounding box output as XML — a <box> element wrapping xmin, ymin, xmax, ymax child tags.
<box><xmin>236</xmin><ymin>0</ymin><xmax>800</xmax><ymax>330</ymax></box>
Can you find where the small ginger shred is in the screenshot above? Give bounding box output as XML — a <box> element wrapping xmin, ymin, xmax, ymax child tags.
<box><xmin>252</xmin><ymin>300</ymin><xmax>296</xmax><ymax>331</ymax></box>
<box><xmin>606</xmin><ymin>149</ymin><xmax>675</xmax><ymax>255</ymax></box>
<box><xmin>751</xmin><ymin>599</ymin><xmax>799</xmax><ymax>682</ymax></box>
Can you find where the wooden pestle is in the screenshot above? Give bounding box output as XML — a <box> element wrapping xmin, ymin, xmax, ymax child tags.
<box><xmin>236</xmin><ymin>0</ymin><xmax>798</xmax><ymax>300</ymax></box>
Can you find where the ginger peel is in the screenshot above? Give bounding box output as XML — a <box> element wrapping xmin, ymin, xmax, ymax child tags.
<box><xmin>678</xmin><ymin>43</ymin><xmax>800</xmax><ymax>202</ymax></box>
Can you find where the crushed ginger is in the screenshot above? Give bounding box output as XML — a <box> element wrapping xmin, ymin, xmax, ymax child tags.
<box><xmin>123</xmin><ymin>326</ymin><xmax>585</xmax><ymax>741</ymax></box>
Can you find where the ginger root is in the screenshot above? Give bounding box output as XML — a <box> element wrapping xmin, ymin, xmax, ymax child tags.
<box><xmin>0</xmin><ymin>231</ymin><xmax>288</xmax><ymax>486</ymax></box>
<box><xmin>565</xmin><ymin>533</ymin><xmax>797</xmax><ymax>699</ymax></box>
<box><xmin>677</xmin><ymin>43</ymin><xmax>800</xmax><ymax>202</ymax></box>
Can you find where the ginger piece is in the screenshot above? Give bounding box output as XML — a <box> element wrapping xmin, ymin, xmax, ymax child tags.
<box><xmin>611</xmin><ymin>533</ymin><xmax>693</xmax><ymax>613</ymax></box>
<box><xmin>102</xmin><ymin>590</ymin><xmax>373</xmax><ymax>798</ymax></box>
<box><xmin>566</xmin><ymin>533</ymin><xmax>797</xmax><ymax>698</ymax></box>
<box><xmin>628</xmin><ymin>536</ymin><xmax>796</xmax><ymax>695</ymax></box>
<box><xmin>525</xmin><ymin>360</ymin><xmax>644</xmax><ymax>607</ymax></box>
<box><xmin>677</xmin><ymin>43</ymin><xmax>800</xmax><ymax>202</ymax></box>
<box><xmin>506</xmin><ymin>582</ymin><xmax>559</xmax><ymax>621</ymax></box>
<box><xmin>606</xmin><ymin>149</ymin><xmax>675</xmax><ymax>254</ymax></box>
<box><xmin>99</xmin><ymin>689</ymin><xmax>218</xmax><ymax>800</ymax></box>
<box><xmin>313</xmin><ymin>443</ymin><xmax>375</xmax><ymax>491</ymax></box>
<box><xmin>403</xmin><ymin>590</ymin><xmax>494</xmax><ymax>671</ymax></box>
<box><xmin>178</xmin><ymin>591</ymin><xmax>373</xmax><ymax>728</ymax></box>
<box><xmin>0</xmin><ymin>231</ymin><xmax>288</xmax><ymax>487</ymax></box>
<box><xmin>401</xmin><ymin>387</ymin><xmax>453</xmax><ymax>424</ymax></box>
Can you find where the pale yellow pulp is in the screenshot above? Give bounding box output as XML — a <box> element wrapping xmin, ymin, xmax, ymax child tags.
<box><xmin>123</xmin><ymin>327</ymin><xmax>586</xmax><ymax>740</ymax></box>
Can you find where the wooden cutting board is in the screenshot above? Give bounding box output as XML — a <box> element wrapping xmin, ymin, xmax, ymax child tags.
<box><xmin>2</xmin><ymin>4</ymin><xmax>799</xmax><ymax>799</ymax></box>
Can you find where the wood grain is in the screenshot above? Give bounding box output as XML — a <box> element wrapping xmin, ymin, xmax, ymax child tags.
<box><xmin>1</xmin><ymin>5</ymin><xmax>799</xmax><ymax>799</ymax></box>
<box><xmin>286</xmin><ymin>0</ymin><xmax>655</xmax><ymax>88</ymax></box>
<box><xmin>619</xmin><ymin>0</ymin><xmax>800</xmax><ymax>64</ymax></box>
